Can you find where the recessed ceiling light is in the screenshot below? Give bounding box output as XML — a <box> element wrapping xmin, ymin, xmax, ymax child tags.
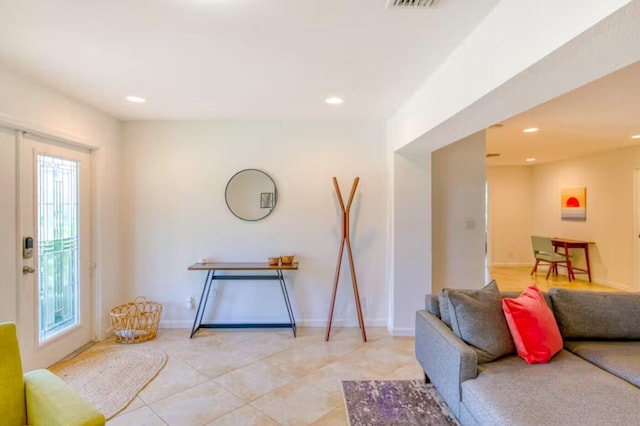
<box><xmin>126</xmin><ymin>96</ymin><xmax>146</xmax><ymax>103</ymax></box>
<box><xmin>325</xmin><ymin>97</ymin><xmax>343</xmax><ymax>105</ymax></box>
<box><xmin>525</xmin><ymin>158</ymin><xmax>536</xmax><ymax>162</ymax></box>
<box><xmin>632</xmin><ymin>134</ymin><xmax>640</xmax><ymax>139</ymax></box>
<box><xmin>523</xmin><ymin>127</ymin><xmax>539</xmax><ymax>133</ymax></box>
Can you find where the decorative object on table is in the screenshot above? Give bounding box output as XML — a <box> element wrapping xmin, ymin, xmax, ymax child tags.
<box><xmin>325</xmin><ymin>177</ymin><xmax>367</xmax><ymax>342</ymax></box>
<box><xmin>280</xmin><ymin>255</ymin><xmax>295</xmax><ymax>265</ymax></box>
<box><xmin>268</xmin><ymin>257</ymin><xmax>280</xmax><ymax>266</ymax></box>
<box><xmin>560</xmin><ymin>187</ymin><xmax>586</xmax><ymax>221</ymax></box>
<box><xmin>225</xmin><ymin>169</ymin><xmax>277</xmax><ymax>221</ymax></box>
<box><xmin>342</xmin><ymin>380</ymin><xmax>459</xmax><ymax>426</ymax></box>
<box><xmin>110</xmin><ymin>297</ymin><xmax>163</xmax><ymax>343</ymax></box>
<box><xmin>49</xmin><ymin>346</ymin><xmax>167</xmax><ymax>420</ymax></box>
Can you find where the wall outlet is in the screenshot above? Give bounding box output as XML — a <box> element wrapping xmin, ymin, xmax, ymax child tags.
<box><xmin>185</xmin><ymin>296</ymin><xmax>195</xmax><ymax>310</ymax></box>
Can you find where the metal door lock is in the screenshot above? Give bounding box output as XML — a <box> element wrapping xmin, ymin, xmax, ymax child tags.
<box><xmin>23</xmin><ymin>266</ymin><xmax>35</xmax><ymax>274</ymax></box>
<box><xmin>23</xmin><ymin>237</ymin><xmax>33</xmax><ymax>259</ymax></box>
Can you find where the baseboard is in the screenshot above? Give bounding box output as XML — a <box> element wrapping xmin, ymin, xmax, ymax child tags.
<box><xmin>298</xmin><ymin>318</ymin><xmax>387</xmax><ymax>328</ymax></box>
<box><xmin>591</xmin><ymin>279</ymin><xmax>631</xmax><ymax>290</ymax></box>
<box><xmin>159</xmin><ymin>320</ymin><xmax>193</xmax><ymax>328</ymax></box>
<box><xmin>491</xmin><ymin>262</ymin><xmax>533</xmax><ymax>267</ymax></box>
<box><xmin>390</xmin><ymin>327</ymin><xmax>414</xmax><ymax>337</ymax></box>
<box><xmin>159</xmin><ymin>318</ymin><xmax>387</xmax><ymax>329</ymax></box>
<box><xmin>99</xmin><ymin>327</ymin><xmax>113</xmax><ymax>341</ymax></box>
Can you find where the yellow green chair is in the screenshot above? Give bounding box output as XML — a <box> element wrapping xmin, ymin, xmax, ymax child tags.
<box><xmin>0</xmin><ymin>322</ymin><xmax>105</xmax><ymax>426</ymax></box>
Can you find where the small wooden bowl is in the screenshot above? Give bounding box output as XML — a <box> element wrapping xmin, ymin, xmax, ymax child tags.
<box><xmin>268</xmin><ymin>257</ymin><xmax>280</xmax><ymax>266</ymax></box>
<box><xmin>280</xmin><ymin>255</ymin><xmax>294</xmax><ymax>265</ymax></box>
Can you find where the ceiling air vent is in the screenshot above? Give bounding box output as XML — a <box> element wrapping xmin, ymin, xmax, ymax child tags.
<box><xmin>387</xmin><ymin>0</ymin><xmax>437</xmax><ymax>8</ymax></box>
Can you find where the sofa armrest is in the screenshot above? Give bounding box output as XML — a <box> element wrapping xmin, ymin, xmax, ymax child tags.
<box><xmin>24</xmin><ymin>369</ymin><xmax>105</xmax><ymax>426</ymax></box>
<box><xmin>415</xmin><ymin>310</ymin><xmax>477</xmax><ymax>418</ymax></box>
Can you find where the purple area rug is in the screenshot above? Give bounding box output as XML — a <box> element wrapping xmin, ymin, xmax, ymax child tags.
<box><xmin>342</xmin><ymin>380</ymin><xmax>459</xmax><ymax>426</ymax></box>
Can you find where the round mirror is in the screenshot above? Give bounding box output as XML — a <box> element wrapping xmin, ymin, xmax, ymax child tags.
<box><xmin>225</xmin><ymin>169</ymin><xmax>278</xmax><ymax>221</ymax></box>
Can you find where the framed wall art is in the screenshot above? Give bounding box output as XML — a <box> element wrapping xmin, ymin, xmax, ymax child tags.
<box><xmin>561</xmin><ymin>187</ymin><xmax>586</xmax><ymax>221</ymax></box>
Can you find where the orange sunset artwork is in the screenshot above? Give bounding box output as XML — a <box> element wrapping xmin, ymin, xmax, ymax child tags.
<box><xmin>561</xmin><ymin>187</ymin><xmax>586</xmax><ymax>221</ymax></box>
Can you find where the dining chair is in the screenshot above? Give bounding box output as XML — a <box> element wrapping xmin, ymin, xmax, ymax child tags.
<box><xmin>530</xmin><ymin>236</ymin><xmax>573</xmax><ymax>281</ymax></box>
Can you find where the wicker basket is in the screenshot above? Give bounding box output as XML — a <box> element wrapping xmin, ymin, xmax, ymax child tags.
<box><xmin>110</xmin><ymin>297</ymin><xmax>163</xmax><ymax>343</ymax></box>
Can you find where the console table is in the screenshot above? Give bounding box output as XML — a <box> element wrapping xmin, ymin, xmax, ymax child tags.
<box><xmin>551</xmin><ymin>238</ymin><xmax>594</xmax><ymax>282</ymax></box>
<box><xmin>187</xmin><ymin>262</ymin><xmax>298</xmax><ymax>338</ymax></box>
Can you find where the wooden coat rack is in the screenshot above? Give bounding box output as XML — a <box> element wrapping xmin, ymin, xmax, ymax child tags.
<box><xmin>325</xmin><ymin>177</ymin><xmax>367</xmax><ymax>342</ymax></box>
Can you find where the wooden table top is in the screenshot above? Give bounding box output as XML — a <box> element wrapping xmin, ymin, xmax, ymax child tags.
<box><xmin>188</xmin><ymin>261</ymin><xmax>299</xmax><ymax>271</ymax></box>
<box><xmin>551</xmin><ymin>237</ymin><xmax>594</xmax><ymax>245</ymax></box>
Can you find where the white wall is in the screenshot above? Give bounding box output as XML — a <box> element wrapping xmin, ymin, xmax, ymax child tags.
<box><xmin>487</xmin><ymin>146</ymin><xmax>640</xmax><ymax>290</ymax></box>
<box><xmin>531</xmin><ymin>147</ymin><xmax>640</xmax><ymax>289</ymax></box>
<box><xmin>431</xmin><ymin>132</ymin><xmax>487</xmax><ymax>291</ymax></box>
<box><xmin>387</xmin><ymin>0</ymin><xmax>640</xmax><ymax>336</ymax></box>
<box><xmin>391</xmin><ymin>151</ymin><xmax>431</xmax><ymax>335</ymax></box>
<box><xmin>0</xmin><ymin>64</ymin><xmax>122</xmax><ymax>339</ymax></box>
<box><xmin>0</xmin><ymin>127</ymin><xmax>17</xmax><ymax>323</ymax></box>
<box><xmin>121</xmin><ymin>120</ymin><xmax>388</xmax><ymax>328</ymax></box>
<box><xmin>486</xmin><ymin>166</ymin><xmax>534</xmax><ymax>266</ymax></box>
<box><xmin>386</xmin><ymin>1</ymin><xmax>640</xmax><ymax>333</ymax></box>
<box><xmin>388</xmin><ymin>0</ymin><xmax>635</xmax><ymax>151</ymax></box>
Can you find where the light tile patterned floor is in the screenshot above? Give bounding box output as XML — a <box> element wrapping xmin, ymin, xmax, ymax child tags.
<box><xmin>96</xmin><ymin>265</ymin><xmax>618</xmax><ymax>425</ymax></box>
<box><xmin>104</xmin><ymin>327</ymin><xmax>418</xmax><ymax>426</ymax></box>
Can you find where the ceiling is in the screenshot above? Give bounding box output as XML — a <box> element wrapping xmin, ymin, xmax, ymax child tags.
<box><xmin>486</xmin><ymin>60</ymin><xmax>640</xmax><ymax>166</ymax></box>
<box><xmin>0</xmin><ymin>0</ymin><xmax>500</xmax><ymax>120</ymax></box>
<box><xmin>2</xmin><ymin>0</ymin><xmax>634</xmax><ymax>162</ymax></box>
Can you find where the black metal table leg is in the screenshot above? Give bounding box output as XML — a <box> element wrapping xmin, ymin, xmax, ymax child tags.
<box><xmin>277</xmin><ymin>270</ymin><xmax>296</xmax><ymax>337</ymax></box>
<box><xmin>190</xmin><ymin>270</ymin><xmax>213</xmax><ymax>338</ymax></box>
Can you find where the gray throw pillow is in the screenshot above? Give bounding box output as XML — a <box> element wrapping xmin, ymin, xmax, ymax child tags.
<box><xmin>549</xmin><ymin>288</ymin><xmax>640</xmax><ymax>339</ymax></box>
<box><xmin>438</xmin><ymin>291</ymin><xmax>452</xmax><ymax>327</ymax></box>
<box><xmin>425</xmin><ymin>294</ymin><xmax>441</xmax><ymax>318</ymax></box>
<box><xmin>447</xmin><ymin>280</ymin><xmax>515</xmax><ymax>363</ymax></box>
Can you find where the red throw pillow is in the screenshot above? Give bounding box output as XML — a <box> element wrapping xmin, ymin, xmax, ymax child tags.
<box><xmin>502</xmin><ymin>285</ymin><xmax>563</xmax><ymax>364</ymax></box>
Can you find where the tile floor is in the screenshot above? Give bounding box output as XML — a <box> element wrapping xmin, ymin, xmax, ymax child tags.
<box><xmin>104</xmin><ymin>327</ymin><xmax>419</xmax><ymax>426</ymax></box>
<box><xmin>86</xmin><ymin>265</ymin><xmax>618</xmax><ymax>425</ymax></box>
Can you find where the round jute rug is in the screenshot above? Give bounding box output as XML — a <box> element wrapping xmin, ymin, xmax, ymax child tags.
<box><xmin>49</xmin><ymin>346</ymin><xmax>167</xmax><ymax>419</ymax></box>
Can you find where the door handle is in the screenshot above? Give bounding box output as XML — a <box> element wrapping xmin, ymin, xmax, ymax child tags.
<box><xmin>23</xmin><ymin>266</ymin><xmax>35</xmax><ymax>274</ymax></box>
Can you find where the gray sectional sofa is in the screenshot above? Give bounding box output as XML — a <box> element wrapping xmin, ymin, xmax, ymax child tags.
<box><xmin>415</xmin><ymin>287</ymin><xmax>640</xmax><ymax>425</ymax></box>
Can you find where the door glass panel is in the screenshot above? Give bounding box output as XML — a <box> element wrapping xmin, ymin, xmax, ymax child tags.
<box><xmin>38</xmin><ymin>154</ymin><xmax>79</xmax><ymax>343</ymax></box>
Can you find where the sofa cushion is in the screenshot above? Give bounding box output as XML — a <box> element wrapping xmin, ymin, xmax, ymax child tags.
<box><xmin>447</xmin><ymin>280</ymin><xmax>515</xmax><ymax>363</ymax></box>
<box><xmin>425</xmin><ymin>294</ymin><xmax>440</xmax><ymax>318</ymax></box>
<box><xmin>438</xmin><ymin>291</ymin><xmax>452</xmax><ymax>327</ymax></box>
<box><xmin>436</xmin><ymin>287</ymin><xmax>545</xmax><ymax>330</ymax></box>
<box><xmin>549</xmin><ymin>289</ymin><xmax>640</xmax><ymax>339</ymax></box>
<box><xmin>564</xmin><ymin>340</ymin><xmax>640</xmax><ymax>388</ymax></box>
<box><xmin>502</xmin><ymin>285</ymin><xmax>563</xmax><ymax>364</ymax></box>
<box><xmin>461</xmin><ymin>350</ymin><xmax>640</xmax><ymax>426</ymax></box>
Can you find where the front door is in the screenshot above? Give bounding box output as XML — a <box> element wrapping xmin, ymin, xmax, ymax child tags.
<box><xmin>18</xmin><ymin>133</ymin><xmax>92</xmax><ymax>370</ymax></box>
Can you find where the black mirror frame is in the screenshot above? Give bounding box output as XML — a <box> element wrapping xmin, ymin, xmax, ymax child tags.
<box><xmin>224</xmin><ymin>168</ymin><xmax>278</xmax><ymax>221</ymax></box>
